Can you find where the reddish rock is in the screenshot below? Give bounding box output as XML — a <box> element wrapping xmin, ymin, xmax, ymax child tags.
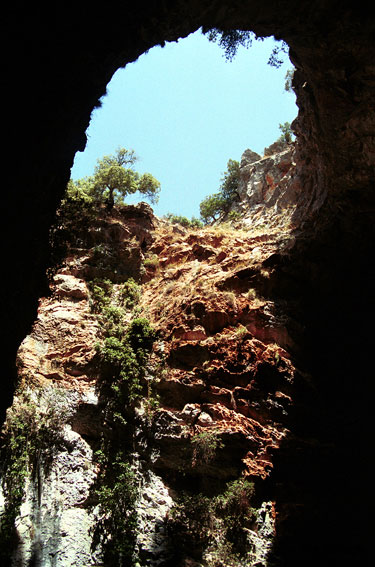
<box><xmin>140</xmin><ymin>215</ymin><xmax>297</xmax><ymax>483</ymax></box>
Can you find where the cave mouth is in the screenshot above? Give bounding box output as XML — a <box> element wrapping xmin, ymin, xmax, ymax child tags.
<box><xmin>70</xmin><ymin>29</ymin><xmax>297</xmax><ymax>220</ymax></box>
<box><xmin>2</xmin><ymin>5</ymin><xmax>371</xmax><ymax>565</ymax></box>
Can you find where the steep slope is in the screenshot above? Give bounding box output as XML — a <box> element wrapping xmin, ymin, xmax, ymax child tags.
<box><xmin>0</xmin><ymin>145</ymin><xmax>309</xmax><ymax>566</ymax></box>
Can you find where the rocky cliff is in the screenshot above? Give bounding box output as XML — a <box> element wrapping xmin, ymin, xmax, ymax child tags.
<box><xmin>0</xmin><ymin>148</ymin><xmax>313</xmax><ymax>566</ymax></box>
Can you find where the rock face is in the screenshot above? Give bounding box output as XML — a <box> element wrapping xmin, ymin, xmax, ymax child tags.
<box><xmin>235</xmin><ymin>144</ymin><xmax>300</xmax><ymax>229</ymax></box>
<box><xmin>0</xmin><ymin>188</ymin><xmax>302</xmax><ymax>566</ymax></box>
<box><xmin>11</xmin><ymin>408</ymin><xmax>100</xmax><ymax>567</ymax></box>
<box><xmin>0</xmin><ymin>204</ymin><xmax>158</xmax><ymax>566</ymax></box>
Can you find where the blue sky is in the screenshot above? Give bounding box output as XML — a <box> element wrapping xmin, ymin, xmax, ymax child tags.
<box><xmin>71</xmin><ymin>30</ymin><xmax>297</xmax><ymax>219</ymax></box>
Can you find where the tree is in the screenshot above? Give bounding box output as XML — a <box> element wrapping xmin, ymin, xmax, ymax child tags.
<box><xmin>199</xmin><ymin>193</ymin><xmax>226</xmax><ymax>224</ymax></box>
<box><xmin>70</xmin><ymin>147</ymin><xmax>161</xmax><ymax>209</ymax></box>
<box><xmin>202</xmin><ymin>27</ymin><xmax>289</xmax><ymax>68</ymax></box>
<box><xmin>201</xmin><ymin>28</ymin><xmax>255</xmax><ymax>62</ymax></box>
<box><xmin>220</xmin><ymin>159</ymin><xmax>241</xmax><ymax>204</ymax></box>
<box><xmin>277</xmin><ymin>122</ymin><xmax>294</xmax><ymax>144</ymax></box>
<box><xmin>199</xmin><ymin>159</ymin><xmax>241</xmax><ymax>224</ymax></box>
<box><xmin>267</xmin><ymin>41</ymin><xmax>289</xmax><ymax>68</ymax></box>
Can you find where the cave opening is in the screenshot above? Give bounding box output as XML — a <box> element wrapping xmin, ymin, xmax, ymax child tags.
<box><xmin>70</xmin><ymin>30</ymin><xmax>297</xmax><ymax>220</ymax></box>
<box><xmin>1</xmin><ymin>4</ymin><xmax>371</xmax><ymax>565</ymax></box>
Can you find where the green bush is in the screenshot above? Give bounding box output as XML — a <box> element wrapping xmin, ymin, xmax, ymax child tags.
<box><xmin>98</xmin><ymin>336</ymin><xmax>141</xmax><ymax>403</ymax></box>
<box><xmin>215</xmin><ymin>478</ymin><xmax>256</xmax><ymax>549</ymax></box>
<box><xmin>277</xmin><ymin>121</ymin><xmax>295</xmax><ymax>144</ymax></box>
<box><xmin>48</xmin><ymin>190</ymin><xmax>99</xmax><ymax>277</ymax></box>
<box><xmin>90</xmin><ymin>282</ymin><xmax>157</xmax><ymax>565</ymax></box>
<box><xmin>84</xmin><ymin>240</ymin><xmax>159</xmax><ymax>566</ymax></box>
<box><xmin>227</xmin><ymin>210</ymin><xmax>241</xmax><ymax>222</ymax></box>
<box><xmin>0</xmin><ymin>386</ymin><xmax>69</xmax><ymax>556</ymax></box>
<box><xmin>88</xmin><ymin>279</ymin><xmax>114</xmax><ymax>313</ymax></box>
<box><xmin>143</xmin><ymin>254</ymin><xmax>160</xmax><ymax>273</ymax></box>
<box><xmin>126</xmin><ymin>317</ymin><xmax>157</xmax><ymax>358</ymax></box>
<box><xmin>92</xmin><ymin>451</ymin><xmax>139</xmax><ymax>566</ymax></box>
<box><xmin>191</xmin><ymin>430</ymin><xmax>224</xmax><ymax>466</ymax></box>
<box><xmin>99</xmin><ymin>305</ymin><xmax>126</xmax><ymax>338</ymax></box>
<box><xmin>168</xmin><ymin>492</ymin><xmax>214</xmax><ymax>557</ymax></box>
<box><xmin>204</xmin><ymin>540</ymin><xmax>243</xmax><ymax>567</ymax></box>
<box><xmin>119</xmin><ymin>278</ymin><xmax>141</xmax><ymax>309</ymax></box>
<box><xmin>164</xmin><ymin>213</ymin><xmax>203</xmax><ymax>229</ymax></box>
<box><xmin>167</xmin><ymin>476</ymin><xmax>256</xmax><ymax>564</ymax></box>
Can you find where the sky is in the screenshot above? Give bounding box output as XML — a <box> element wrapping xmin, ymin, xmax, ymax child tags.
<box><xmin>71</xmin><ymin>30</ymin><xmax>297</xmax><ymax>219</ymax></box>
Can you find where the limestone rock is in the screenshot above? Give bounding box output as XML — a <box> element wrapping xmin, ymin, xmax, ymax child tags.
<box><xmin>136</xmin><ymin>471</ymin><xmax>174</xmax><ymax>565</ymax></box>
<box><xmin>17</xmin><ymin>290</ymin><xmax>99</xmax><ymax>385</ymax></box>
<box><xmin>240</xmin><ymin>148</ymin><xmax>262</xmax><ymax>167</ymax></box>
<box><xmin>3</xmin><ymin>198</ymin><xmax>297</xmax><ymax>565</ymax></box>
<box><xmin>236</xmin><ymin>145</ymin><xmax>300</xmax><ymax>230</ymax></box>
<box><xmin>1</xmin><ymin>390</ymin><xmax>101</xmax><ymax>567</ymax></box>
<box><xmin>53</xmin><ymin>274</ymin><xmax>88</xmax><ymax>300</ymax></box>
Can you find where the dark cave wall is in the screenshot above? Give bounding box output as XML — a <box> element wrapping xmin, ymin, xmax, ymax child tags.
<box><xmin>1</xmin><ymin>2</ymin><xmax>372</xmax><ymax>564</ymax></box>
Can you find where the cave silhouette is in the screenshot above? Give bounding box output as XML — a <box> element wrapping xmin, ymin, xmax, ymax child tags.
<box><xmin>1</xmin><ymin>3</ymin><xmax>371</xmax><ymax>565</ymax></box>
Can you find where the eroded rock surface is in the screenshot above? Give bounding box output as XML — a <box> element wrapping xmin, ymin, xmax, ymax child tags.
<box><xmin>0</xmin><ymin>180</ymin><xmax>303</xmax><ymax>566</ymax></box>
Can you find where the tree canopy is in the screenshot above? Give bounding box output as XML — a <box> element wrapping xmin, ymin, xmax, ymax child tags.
<box><xmin>201</xmin><ymin>27</ymin><xmax>289</xmax><ymax>68</ymax></box>
<box><xmin>68</xmin><ymin>147</ymin><xmax>161</xmax><ymax>208</ymax></box>
<box><xmin>277</xmin><ymin>121</ymin><xmax>295</xmax><ymax>144</ymax></box>
<box><xmin>199</xmin><ymin>159</ymin><xmax>241</xmax><ymax>224</ymax></box>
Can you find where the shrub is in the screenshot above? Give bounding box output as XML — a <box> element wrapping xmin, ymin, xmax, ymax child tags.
<box><xmin>0</xmin><ymin>386</ymin><xmax>70</xmax><ymax>555</ymax></box>
<box><xmin>126</xmin><ymin>317</ymin><xmax>157</xmax><ymax>358</ymax></box>
<box><xmin>119</xmin><ymin>278</ymin><xmax>141</xmax><ymax>309</ymax></box>
<box><xmin>99</xmin><ymin>304</ymin><xmax>126</xmax><ymax>338</ymax></box>
<box><xmin>204</xmin><ymin>540</ymin><xmax>242</xmax><ymax>567</ymax></box>
<box><xmin>143</xmin><ymin>254</ymin><xmax>160</xmax><ymax>270</ymax></box>
<box><xmin>92</xmin><ymin>451</ymin><xmax>139</xmax><ymax>566</ymax></box>
<box><xmin>88</xmin><ymin>279</ymin><xmax>114</xmax><ymax>313</ymax></box>
<box><xmin>164</xmin><ymin>213</ymin><xmax>203</xmax><ymax>229</ymax></box>
<box><xmin>83</xmin><ymin>236</ymin><xmax>158</xmax><ymax>566</ymax></box>
<box><xmin>91</xmin><ymin>291</ymin><xmax>157</xmax><ymax>565</ymax></box>
<box><xmin>168</xmin><ymin>492</ymin><xmax>214</xmax><ymax>557</ymax></box>
<box><xmin>48</xmin><ymin>190</ymin><xmax>99</xmax><ymax>277</ymax></box>
<box><xmin>191</xmin><ymin>430</ymin><xmax>224</xmax><ymax>466</ymax></box>
<box><xmin>277</xmin><ymin>121</ymin><xmax>295</xmax><ymax>144</ymax></box>
<box><xmin>167</xmin><ymin>477</ymin><xmax>256</xmax><ymax>565</ymax></box>
<box><xmin>215</xmin><ymin>478</ymin><xmax>256</xmax><ymax>547</ymax></box>
<box><xmin>227</xmin><ymin>210</ymin><xmax>241</xmax><ymax>222</ymax></box>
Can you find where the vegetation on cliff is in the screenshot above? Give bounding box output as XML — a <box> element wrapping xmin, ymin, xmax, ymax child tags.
<box><xmin>1</xmin><ymin>137</ymin><xmax>298</xmax><ymax>565</ymax></box>
<box><xmin>87</xmin><ymin>274</ymin><xmax>158</xmax><ymax>565</ymax></box>
<box><xmin>201</xmin><ymin>26</ymin><xmax>289</xmax><ymax>68</ymax></box>
<box><xmin>0</xmin><ymin>386</ymin><xmax>70</xmax><ymax>559</ymax></box>
<box><xmin>68</xmin><ymin>147</ymin><xmax>160</xmax><ymax>209</ymax></box>
<box><xmin>199</xmin><ymin>159</ymin><xmax>241</xmax><ymax>224</ymax></box>
<box><xmin>168</xmin><ymin>478</ymin><xmax>256</xmax><ymax>566</ymax></box>
<box><xmin>167</xmin><ymin>122</ymin><xmax>294</xmax><ymax>229</ymax></box>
